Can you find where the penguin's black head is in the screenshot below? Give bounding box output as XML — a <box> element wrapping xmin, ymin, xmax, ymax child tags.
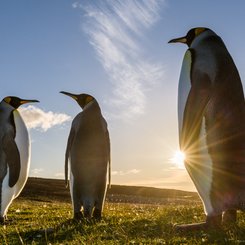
<box><xmin>60</xmin><ymin>91</ymin><xmax>95</xmax><ymax>109</ymax></box>
<box><xmin>168</xmin><ymin>27</ymin><xmax>209</xmax><ymax>47</ymax></box>
<box><xmin>3</xmin><ymin>96</ymin><xmax>39</xmax><ymax>109</ymax></box>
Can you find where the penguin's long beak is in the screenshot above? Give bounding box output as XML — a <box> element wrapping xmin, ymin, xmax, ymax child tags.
<box><xmin>168</xmin><ymin>36</ymin><xmax>187</xmax><ymax>44</ymax></box>
<box><xmin>60</xmin><ymin>91</ymin><xmax>78</xmax><ymax>101</ymax></box>
<box><xmin>20</xmin><ymin>99</ymin><xmax>39</xmax><ymax>105</ymax></box>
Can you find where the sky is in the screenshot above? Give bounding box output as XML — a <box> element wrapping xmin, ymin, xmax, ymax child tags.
<box><xmin>1</xmin><ymin>0</ymin><xmax>245</xmax><ymax>191</ymax></box>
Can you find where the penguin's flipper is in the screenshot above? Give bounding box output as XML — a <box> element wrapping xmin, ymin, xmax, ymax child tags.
<box><xmin>65</xmin><ymin>128</ymin><xmax>75</xmax><ymax>187</ymax></box>
<box><xmin>180</xmin><ymin>82</ymin><xmax>211</xmax><ymax>153</ymax></box>
<box><xmin>3</xmin><ymin>134</ymin><xmax>21</xmax><ymax>187</ymax></box>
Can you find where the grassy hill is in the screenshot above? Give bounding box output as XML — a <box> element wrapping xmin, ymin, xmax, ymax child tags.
<box><xmin>20</xmin><ymin>177</ymin><xmax>200</xmax><ymax>205</ymax></box>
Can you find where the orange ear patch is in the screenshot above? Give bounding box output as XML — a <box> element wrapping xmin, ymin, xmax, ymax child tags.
<box><xmin>85</xmin><ymin>96</ymin><xmax>94</xmax><ymax>105</ymax></box>
<box><xmin>4</xmin><ymin>97</ymin><xmax>11</xmax><ymax>104</ymax></box>
<box><xmin>195</xmin><ymin>28</ymin><xmax>206</xmax><ymax>36</ymax></box>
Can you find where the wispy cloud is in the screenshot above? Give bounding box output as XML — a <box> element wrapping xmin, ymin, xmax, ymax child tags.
<box><xmin>72</xmin><ymin>1</ymin><xmax>82</xmax><ymax>9</ymax></box>
<box><xmin>112</xmin><ymin>169</ymin><xmax>141</xmax><ymax>176</ymax></box>
<box><xmin>81</xmin><ymin>0</ymin><xmax>165</xmax><ymax>119</ymax></box>
<box><xmin>19</xmin><ymin>105</ymin><xmax>71</xmax><ymax>131</ymax></box>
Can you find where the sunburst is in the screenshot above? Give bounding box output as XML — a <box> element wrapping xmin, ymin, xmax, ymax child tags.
<box><xmin>170</xmin><ymin>150</ymin><xmax>186</xmax><ymax>169</ymax></box>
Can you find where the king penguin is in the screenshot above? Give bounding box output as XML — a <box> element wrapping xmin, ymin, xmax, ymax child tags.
<box><xmin>0</xmin><ymin>96</ymin><xmax>39</xmax><ymax>223</ymax></box>
<box><xmin>60</xmin><ymin>91</ymin><xmax>111</xmax><ymax>220</ymax></box>
<box><xmin>169</xmin><ymin>27</ymin><xmax>245</xmax><ymax>230</ymax></box>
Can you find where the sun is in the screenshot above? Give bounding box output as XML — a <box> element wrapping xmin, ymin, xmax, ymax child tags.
<box><xmin>170</xmin><ymin>150</ymin><xmax>186</xmax><ymax>169</ymax></box>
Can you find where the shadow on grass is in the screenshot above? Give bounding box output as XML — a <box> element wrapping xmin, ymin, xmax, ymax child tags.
<box><xmin>18</xmin><ymin>219</ymin><xmax>85</xmax><ymax>244</ymax></box>
<box><xmin>10</xmin><ymin>217</ymin><xmax>171</xmax><ymax>243</ymax></box>
<box><xmin>5</xmin><ymin>216</ymin><xmax>245</xmax><ymax>244</ymax></box>
<box><xmin>172</xmin><ymin>223</ymin><xmax>245</xmax><ymax>244</ymax></box>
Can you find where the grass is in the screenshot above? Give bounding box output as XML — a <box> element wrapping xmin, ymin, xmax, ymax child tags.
<box><xmin>0</xmin><ymin>178</ymin><xmax>244</xmax><ymax>244</ymax></box>
<box><xmin>1</xmin><ymin>199</ymin><xmax>245</xmax><ymax>244</ymax></box>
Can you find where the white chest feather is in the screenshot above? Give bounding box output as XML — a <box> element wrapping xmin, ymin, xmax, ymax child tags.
<box><xmin>69</xmin><ymin>169</ymin><xmax>74</xmax><ymax>207</ymax></box>
<box><xmin>196</xmin><ymin>120</ymin><xmax>213</xmax><ymax>215</ymax></box>
<box><xmin>178</xmin><ymin>50</ymin><xmax>192</xmax><ymax>139</ymax></box>
<box><xmin>1</xmin><ymin>110</ymin><xmax>30</xmax><ymax>216</ymax></box>
<box><xmin>13</xmin><ymin>110</ymin><xmax>30</xmax><ymax>181</ymax></box>
<box><xmin>178</xmin><ymin>49</ymin><xmax>213</xmax><ymax>215</ymax></box>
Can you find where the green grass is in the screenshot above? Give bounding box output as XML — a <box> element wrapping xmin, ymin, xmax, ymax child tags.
<box><xmin>1</xmin><ymin>198</ymin><xmax>245</xmax><ymax>244</ymax></box>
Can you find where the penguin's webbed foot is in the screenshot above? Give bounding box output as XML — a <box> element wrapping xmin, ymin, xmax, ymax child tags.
<box><xmin>174</xmin><ymin>221</ymin><xmax>207</xmax><ymax>232</ymax></box>
<box><xmin>0</xmin><ymin>216</ymin><xmax>7</xmax><ymax>225</ymax></box>
<box><xmin>174</xmin><ymin>214</ymin><xmax>222</xmax><ymax>232</ymax></box>
<box><xmin>73</xmin><ymin>211</ymin><xmax>83</xmax><ymax>221</ymax></box>
<box><xmin>83</xmin><ymin>208</ymin><xmax>92</xmax><ymax>219</ymax></box>
<box><xmin>93</xmin><ymin>208</ymin><xmax>102</xmax><ymax>221</ymax></box>
<box><xmin>222</xmin><ymin>209</ymin><xmax>237</xmax><ymax>226</ymax></box>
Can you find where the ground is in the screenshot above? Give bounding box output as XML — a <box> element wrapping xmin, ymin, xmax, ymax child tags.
<box><xmin>0</xmin><ymin>178</ymin><xmax>244</xmax><ymax>244</ymax></box>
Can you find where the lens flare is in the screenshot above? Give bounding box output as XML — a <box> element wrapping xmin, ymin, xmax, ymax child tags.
<box><xmin>171</xmin><ymin>150</ymin><xmax>186</xmax><ymax>169</ymax></box>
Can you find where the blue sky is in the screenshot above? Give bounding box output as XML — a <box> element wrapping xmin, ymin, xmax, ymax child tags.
<box><xmin>1</xmin><ymin>0</ymin><xmax>245</xmax><ymax>191</ymax></box>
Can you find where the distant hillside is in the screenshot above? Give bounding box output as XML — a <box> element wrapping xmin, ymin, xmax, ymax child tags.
<box><xmin>19</xmin><ymin>177</ymin><xmax>200</xmax><ymax>205</ymax></box>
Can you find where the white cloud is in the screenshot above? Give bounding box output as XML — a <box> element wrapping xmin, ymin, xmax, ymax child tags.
<box><xmin>82</xmin><ymin>0</ymin><xmax>165</xmax><ymax>119</ymax></box>
<box><xmin>19</xmin><ymin>105</ymin><xmax>71</xmax><ymax>131</ymax></box>
<box><xmin>31</xmin><ymin>168</ymin><xmax>44</xmax><ymax>175</ymax></box>
<box><xmin>112</xmin><ymin>169</ymin><xmax>141</xmax><ymax>176</ymax></box>
<box><xmin>72</xmin><ymin>1</ymin><xmax>82</xmax><ymax>9</ymax></box>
